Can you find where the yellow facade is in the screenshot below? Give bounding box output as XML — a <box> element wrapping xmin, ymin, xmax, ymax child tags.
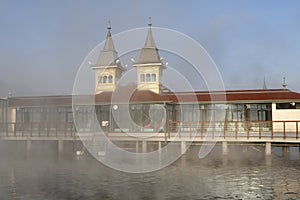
<box><xmin>95</xmin><ymin>67</ymin><xmax>122</xmax><ymax>94</ymax></box>
<box><xmin>136</xmin><ymin>65</ymin><xmax>163</xmax><ymax>94</ymax></box>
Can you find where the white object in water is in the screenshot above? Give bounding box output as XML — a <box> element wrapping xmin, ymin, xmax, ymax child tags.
<box><xmin>76</xmin><ymin>150</ymin><xmax>84</xmax><ymax>156</ymax></box>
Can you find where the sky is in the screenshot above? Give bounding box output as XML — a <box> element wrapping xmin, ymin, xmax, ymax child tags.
<box><xmin>1</xmin><ymin>0</ymin><xmax>300</xmax><ymax>97</ymax></box>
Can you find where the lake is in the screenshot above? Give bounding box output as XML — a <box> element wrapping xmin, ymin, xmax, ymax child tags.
<box><xmin>0</xmin><ymin>142</ymin><xmax>300</xmax><ymax>200</ymax></box>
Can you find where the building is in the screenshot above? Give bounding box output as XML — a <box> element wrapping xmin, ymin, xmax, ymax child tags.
<box><xmin>2</xmin><ymin>23</ymin><xmax>300</xmax><ymax>134</ymax></box>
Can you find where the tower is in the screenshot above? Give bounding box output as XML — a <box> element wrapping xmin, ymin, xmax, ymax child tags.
<box><xmin>133</xmin><ymin>21</ymin><xmax>165</xmax><ymax>94</ymax></box>
<box><xmin>91</xmin><ymin>23</ymin><xmax>124</xmax><ymax>94</ymax></box>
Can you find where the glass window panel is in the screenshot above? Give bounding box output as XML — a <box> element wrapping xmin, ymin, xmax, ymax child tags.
<box><xmin>151</xmin><ymin>74</ymin><xmax>156</xmax><ymax>82</ymax></box>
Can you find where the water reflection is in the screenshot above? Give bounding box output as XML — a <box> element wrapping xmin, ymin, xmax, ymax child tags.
<box><xmin>0</xmin><ymin>143</ymin><xmax>299</xmax><ymax>200</ymax></box>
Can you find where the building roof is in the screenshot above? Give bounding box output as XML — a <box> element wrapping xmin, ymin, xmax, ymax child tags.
<box><xmin>92</xmin><ymin>24</ymin><xmax>123</xmax><ymax>68</ymax></box>
<box><xmin>133</xmin><ymin>23</ymin><xmax>162</xmax><ymax>66</ymax></box>
<box><xmin>8</xmin><ymin>95</ymin><xmax>73</xmax><ymax>107</ymax></box>
<box><xmin>164</xmin><ymin>89</ymin><xmax>300</xmax><ymax>103</ymax></box>
<box><xmin>7</xmin><ymin>88</ymin><xmax>300</xmax><ymax>108</ymax></box>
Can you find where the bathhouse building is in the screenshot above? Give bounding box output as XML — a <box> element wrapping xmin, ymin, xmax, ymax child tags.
<box><xmin>2</xmin><ymin>23</ymin><xmax>300</xmax><ymax>135</ymax></box>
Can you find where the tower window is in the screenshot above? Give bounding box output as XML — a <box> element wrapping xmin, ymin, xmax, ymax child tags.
<box><xmin>146</xmin><ymin>74</ymin><xmax>151</xmax><ymax>82</ymax></box>
<box><xmin>140</xmin><ymin>74</ymin><xmax>145</xmax><ymax>82</ymax></box>
<box><xmin>108</xmin><ymin>75</ymin><xmax>113</xmax><ymax>83</ymax></box>
<box><xmin>98</xmin><ymin>76</ymin><xmax>102</xmax><ymax>83</ymax></box>
<box><xmin>151</xmin><ymin>73</ymin><xmax>156</xmax><ymax>82</ymax></box>
<box><xmin>103</xmin><ymin>76</ymin><xmax>108</xmax><ymax>83</ymax></box>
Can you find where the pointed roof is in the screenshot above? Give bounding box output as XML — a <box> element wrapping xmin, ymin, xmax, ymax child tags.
<box><xmin>134</xmin><ymin>23</ymin><xmax>162</xmax><ymax>66</ymax></box>
<box><xmin>144</xmin><ymin>23</ymin><xmax>157</xmax><ymax>48</ymax></box>
<box><xmin>93</xmin><ymin>23</ymin><xmax>123</xmax><ymax>68</ymax></box>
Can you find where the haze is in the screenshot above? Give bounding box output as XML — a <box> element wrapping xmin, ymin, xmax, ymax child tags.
<box><xmin>1</xmin><ymin>0</ymin><xmax>300</xmax><ymax>97</ymax></box>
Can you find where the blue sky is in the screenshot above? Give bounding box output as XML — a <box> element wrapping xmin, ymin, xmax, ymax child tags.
<box><xmin>1</xmin><ymin>0</ymin><xmax>300</xmax><ymax>96</ymax></box>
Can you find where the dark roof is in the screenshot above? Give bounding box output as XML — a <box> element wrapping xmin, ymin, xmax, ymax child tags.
<box><xmin>95</xmin><ymin>84</ymin><xmax>173</xmax><ymax>103</ymax></box>
<box><xmin>134</xmin><ymin>24</ymin><xmax>162</xmax><ymax>66</ymax></box>
<box><xmin>8</xmin><ymin>95</ymin><xmax>73</xmax><ymax>107</ymax></box>
<box><xmin>165</xmin><ymin>89</ymin><xmax>300</xmax><ymax>103</ymax></box>
<box><xmin>7</xmin><ymin>89</ymin><xmax>300</xmax><ymax>107</ymax></box>
<box><xmin>92</xmin><ymin>26</ymin><xmax>123</xmax><ymax>68</ymax></box>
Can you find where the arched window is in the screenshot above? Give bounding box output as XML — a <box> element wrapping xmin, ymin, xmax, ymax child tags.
<box><xmin>108</xmin><ymin>75</ymin><xmax>113</xmax><ymax>83</ymax></box>
<box><xmin>98</xmin><ymin>76</ymin><xmax>102</xmax><ymax>84</ymax></box>
<box><xmin>103</xmin><ymin>76</ymin><xmax>108</xmax><ymax>83</ymax></box>
<box><xmin>151</xmin><ymin>73</ymin><xmax>156</xmax><ymax>82</ymax></box>
<box><xmin>146</xmin><ymin>74</ymin><xmax>151</xmax><ymax>82</ymax></box>
<box><xmin>140</xmin><ymin>74</ymin><xmax>145</xmax><ymax>82</ymax></box>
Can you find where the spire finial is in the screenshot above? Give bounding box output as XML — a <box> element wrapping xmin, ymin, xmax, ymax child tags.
<box><xmin>8</xmin><ymin>88</ymin><xmax>12</xmax><ymax>97</ymax></box>
<box><xmin>263</xmin><ymin>76</ymin><xmax>267</xmax><ymax>90</ymax></box>
<box><xmin>148</xmin><ymin>16</ymin><xmax>152</xmax><ymax>27</ymax></box>
<box><xmin>282</xmin><ymin>76</ymin><xmax>287</xmax><ymax>89</ymax></box>
<box><xmin>107</xmin><ymin>20</ymin><xmax>111</xmax><ymax>30</ymax></box>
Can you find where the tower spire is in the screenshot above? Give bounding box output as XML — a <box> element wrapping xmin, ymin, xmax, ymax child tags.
<box><xmin>95</xmin><ymin>22</ymin><xmax>121</xmax><ymax>67</ymax></box>
<box><xmin>263</xmin><ymin>76</ymin><xmax>267</xmax><ymax>90</ymax></box>
<box><xmin>103</xmin><ymin>21</ymin><xmax>115</xmax><ymax>52</ymax></box>
<box><xmin>282</xmin><ymin>77</ymin><xmax>287</xmax><ymax>89</ymax></box>
<box><xmin>144</xmin><ymin>19</ymin><xmax>156</xmax><ymax>49</ymax></box>
<box><xmin>148</xmin><ymin>16</ymin><xmax>152</xmax><ymax>27</ymax></box>
<box><xmin>134</xmin><ymin>20</ymin><xmax>161</xmax><ymax>65</ymax></box>
<box><xmin>107</xmin><ymin>20</ymin><xmax>111</xmax><ymax>30</ymax></box>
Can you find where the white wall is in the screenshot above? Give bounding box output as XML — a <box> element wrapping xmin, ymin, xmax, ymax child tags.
<box><xmin>272</xmin><ymin>103</ymin><xmax>300</xmax><ymax>132</ymax></box>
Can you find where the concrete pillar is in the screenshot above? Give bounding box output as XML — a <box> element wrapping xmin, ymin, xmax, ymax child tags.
<box><xmin>158</xmin><ymin>141</ymin><xmax>162</xmax><ymax>153</ymax></box>
<box><xmin>222</xmin><ymin>141</ymin><xmax>228</xmax><ymax>155</ymax></box>
<box><xmin>266</xmin><ymin>156</ymin><xmax>272</xmax><ymax>166</ymax></box>
<box><xmin>142</xmin><ymin>140</ymin><xmax>147</xmax><ymax>153</ymax></box>
<box><xmin>58</xmin><ymin>140</ymin><xmax>64</xmax><ymax>153</ymax></box>
<box><xmin>265</xmin><ymin>142</ymin><xmax>271</xmax><ymax>156</ymax></box>
<box><xmin>135</xmin><ymin>141</ymin><xmax>139</xmax><ymax>153</ymax></box>
<box><xmin>181</xmin><ymin>141</ymin><xmax>187</xmax><ymax>154</ymax></box>
<box><xmin>7</xmin><ymin>108</ymin><xmax>16</xmax><ymax>132</ymax></box>
<box><xmin>284</xmin><ymin>146</ymin><xmax>290</xmax><ymax>153</ymax></box>
<box><xmin>27</xmin><ymin>140</ymin><xmax>32</xmax><ymax>152</ymax></box>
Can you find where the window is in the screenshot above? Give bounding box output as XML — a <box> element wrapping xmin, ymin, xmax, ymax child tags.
<box><xmin>140</xmin><ymin>74</ymin><xmax>145</xmax><ymax>82</ymax></box>
<box><xmin>98</xmin><ymin>76</ymin><xmax>102</xmax><ymax>84</ymax></box>
<box><xmin>140</xmin><ymin>73</ymin><xmax>157</xmax><ymax>82</ymax></box>
<box><xmin>146</xmin><ymin>74</ymin><xmax>151</xmax><ymax>82</ymax></box>
<box><xmin>151</xmin><ymin>73</ymin><xmax>156</xmax><ymax>82</ymax></box>
<box><xmin>276</xmin><ymin>103</ymin><xmax>299</xmax><ymax>109</ymax></box>
<box><xmin>103</xmin><ymin>76</ymin><xmax>107</xmax><ymax>83</ymax></box>
<box><xmin>98</xmin><ymin>75</ymin><xmax>113</xmax><ymax>84</ymax></box>
<box><xmin>108</xmin><ymin>75</ymin><xmax>113</xmax><ymax>83</ymax></box>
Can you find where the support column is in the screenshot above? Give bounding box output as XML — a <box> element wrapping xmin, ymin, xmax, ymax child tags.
<box><xmin>265</xmin><ymin>142</ymin><xmax>271</xmax><ymax>156</ymax></box>
<box><xmin>181</xmin><ymin>141</ymin><xmax>187</xmax><ymax>155</ymax></box>
<box><xmin>142</xmin><ymin>140</ymin><xmax>147</xmax><ymax>153</ymax></box>
<box><xmin>222</xmin><ymin>141</ymin><xmax>228</xmax><ymax>155</ymax></box>
<box><xmin>27</xmin><ymin>140</ymin><xmax>32</xmax><ymax>152</ymax></box>
<box><xmin>284</xmin><ymin>146</ymin><xmax>290</xmax><ymax>153</ymax></box>
<box><xmin>7</xmin><ymin>108</ymin><xmax>16</xmax><ymax>133</ymax></box>
<box><xmin>158</xmin><ymin>141</ymin><xmax>162</xmax><ymax>153</ymax></box>
<box><xmin>58</xmin><ymin>140</ymin><xmax>64</xmax><ymax>153</ymax></box>
<box><xmin>136</xmin><ymin>141</ymin><xmax>139</xmax><ymax>153</ymax></box>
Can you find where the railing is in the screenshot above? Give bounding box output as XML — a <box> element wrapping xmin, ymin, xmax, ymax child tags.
<box><xmin>167</xmin><ymin>120</ymin><xmax>300</xmax><ymax>140</ymax></box>
<box><xmin>0</xmin><ymin>121</ymin><xmax>300</xmax><ymax>141</ymax></box>
<box><xmin>0</xmin><ymin>122</ymin><xmax>75</xmax><ymax>138</ymax></box>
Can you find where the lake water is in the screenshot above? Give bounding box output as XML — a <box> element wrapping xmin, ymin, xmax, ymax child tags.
<box><xmin>0</xmin><ymin>142</ymin><xmax>300</xmax><ymax>200</ymax></box>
